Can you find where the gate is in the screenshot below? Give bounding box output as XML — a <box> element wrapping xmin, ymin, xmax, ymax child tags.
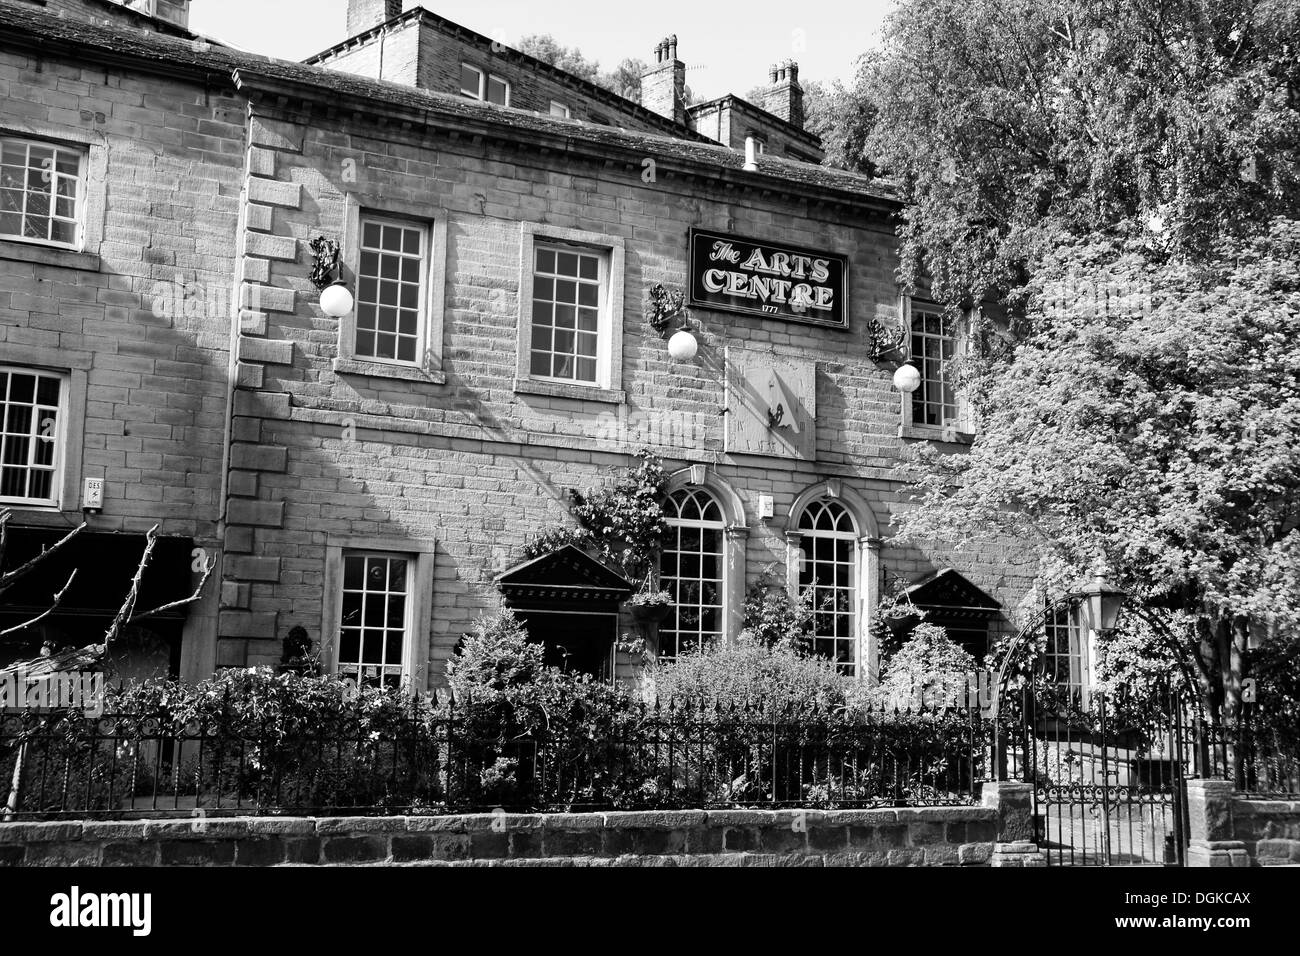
<box><xmin>1013</xmin><ymin>682</ymin><xmax>1192</xmax><ymax>866</ymax></box>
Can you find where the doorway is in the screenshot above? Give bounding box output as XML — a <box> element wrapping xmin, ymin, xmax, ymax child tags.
<box><xmin>515</xmin><ymin>610</ymin><xmax>616</xmax><ymax>681</ymax></box>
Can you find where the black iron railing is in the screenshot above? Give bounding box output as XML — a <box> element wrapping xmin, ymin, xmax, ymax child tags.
<box><xmin>1</xmin><ymin>697</ymin><xmax>1001</xmax><ymax>819</ymax></box>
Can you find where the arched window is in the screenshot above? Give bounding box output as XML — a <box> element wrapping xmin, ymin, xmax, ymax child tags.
<box><xmin>797</xmin><ymin>498</ymin><xmax>858</xmax><ymax>674</ymax></box>
<box><xmin>659</xmin><ymin>487</ymin><xmax>725</xmax><ymax>661</ymax></box>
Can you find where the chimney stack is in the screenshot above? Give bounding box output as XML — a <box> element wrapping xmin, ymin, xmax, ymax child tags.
<box><xmin>150</xmin><ymin>0</ymin><xmax>192</xmax><ymax>30</ymax></box>
<box><xmin>641</xmin><ymin>34</ymin><xmax>687</xmax><ymax>125</ymax></box>
<box><xmin>763</xmin><ymin>59</ymin><xmax>804</xmax><ymax>128</ymax></box>
<box><xmin>347</xmin><ymin>0</ymin><xmax>404</xmax><ymax>37</ymax></box>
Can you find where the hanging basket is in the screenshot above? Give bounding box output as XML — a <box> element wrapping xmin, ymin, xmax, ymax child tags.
<box><xmin>629</xmin><ymin>600</ymin><xmax>674</xmax><ymax>624</ymax></box>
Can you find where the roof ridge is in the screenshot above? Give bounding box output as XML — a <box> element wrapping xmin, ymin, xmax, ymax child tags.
<box><xmin>303</xmin><ymin>6</ymin><xmax>708</xmax><ymax>144</ymax></box>
<box><xmin>0</xmin><ymin>1</ymin><xmax>895</xmax><ymax>204</ymax></box>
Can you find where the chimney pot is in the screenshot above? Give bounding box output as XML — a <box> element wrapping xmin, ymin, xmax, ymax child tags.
<box><xmin>762</xmin><ymin>56</ymin><xmax>805</xmax><ymax>129</ymax></box>
<box><xmin>641</xmin><ymin>33</ymin><xmax>687</xmax><ymax>124</ymax></box>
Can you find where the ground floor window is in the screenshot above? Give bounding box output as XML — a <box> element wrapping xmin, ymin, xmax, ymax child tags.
<box><xmin>797</xmin><ymin>498</ymin><xmax>859</xmax><ymax>675</ymax></box>
<box><xmin>1044</xmin><ymin>603</ymin><xmax>1087</xmax><ymax>701</ymax></box>
<box><xmin>0</xmin><ymin>365</ymin><xmax>66</xmax><ymax>507</ymax></box>
<box><xmin>338</xmin><ymin>551</ymin><xmax>410</xmax><ymax>689</ymax></box>
<box><xmin>659</xmin><ymin>487</ymin><xmax>725</xmax><ymax>662</ymax></box>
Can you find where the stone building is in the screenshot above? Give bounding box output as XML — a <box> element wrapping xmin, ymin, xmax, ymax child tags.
<box><xmin>0</xmin><ymin>0</ymin><xmax>1038</xmax><ymax>691</ymax></box>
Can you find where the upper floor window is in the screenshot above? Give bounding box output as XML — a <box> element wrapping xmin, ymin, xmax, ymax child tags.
<box><xmin>515</xmin><ymin>223</ymin><xmax>625</xmax><ymax>401</ymax></box>
<box><xmin>659</xmin><ymin>488</ymin><xmax>725</xmax><ymax>662</ymax></box>
<box><xmin>529</xmin><ymin>244</ymin><xmax>605</xmax><ymax>386</ymax></box>
<box><xmin>899</xmin><ymin>297</ymin><xmax>972</xmax><ymax>441</ymax></box>
<box><xmin>549</xmin><ymin>101</ymin><xmax>571</xmax><ymax>118</ymax></box>
<box><xmin>0</xmin><ymin>366</ymin><xmax>66</xmax><ymax>507</ymax></box>
<box><xmin>355</xmin><ymin>215</ymin><xmax>427</xmax><ymax>365</ymax></box>
<box><xmin>910</xmin><ymin>301</ymin><xmax>958</xmax><ymax>428</ymax></box>
<box><xmin>0</xmin><ymin>137</ymin><xmax>84</xmax><ymax>248</ymax></box>
<box><xmin>797</xmin><ymin>498</ymin><xmax>859</xmax><ymax>675</ymax></box>
<box><xmin>460</xmin><ymin>64</ymin><xmax>510</xmax><ymax>106</ymax></box>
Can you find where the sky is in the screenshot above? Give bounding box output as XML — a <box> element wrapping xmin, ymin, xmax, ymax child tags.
<box><xmin>188</xmin><ymin>0</ymin><xmax>894</xmax><ymax>98</ymax></box>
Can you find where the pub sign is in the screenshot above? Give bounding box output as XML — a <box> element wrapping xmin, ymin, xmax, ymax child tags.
<box><xmin>688</xmin><ymin>228</ymin><xmax>849</xmax><ymax>330</ymax></box>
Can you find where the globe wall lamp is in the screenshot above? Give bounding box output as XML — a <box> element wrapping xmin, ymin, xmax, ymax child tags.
<box><xmin>892</xmin><ymin>363</ymin><xmax>921</xmax><ymax>394</ymax></box>
<box><xmin>309</xmin><ymin>236</ymin><xmax>354</xmax><ymax>318</ymax></box>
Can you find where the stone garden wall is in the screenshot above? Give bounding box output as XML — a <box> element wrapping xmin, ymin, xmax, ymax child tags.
<box><xmin>0</xmin><ymin>806</ymin><xmax>996</xmax><ymax>867</ymax></box>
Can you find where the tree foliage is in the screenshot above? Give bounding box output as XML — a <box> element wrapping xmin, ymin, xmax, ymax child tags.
<box><xmin>830</xmin><ymin>0</ymin><xmax>1300</xmax><ymax>717</ymax></box>
<box><xmin>517</xmin><ymin>34</ymin><xmax>648</xmax><ymax>101</ymax></box>
<box><xmin>863</xmin><ymin>0</ymin><xmax>1300</xmax><ymax>309</ymax></box>
<box><xmin>898</xmin><ymin>222</ymin><xmax>1300</xmax><ymax>713</ymax></box>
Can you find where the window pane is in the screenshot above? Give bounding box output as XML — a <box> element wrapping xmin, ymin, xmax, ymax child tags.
<box><xmin>909</xmin><ymin>304</ymin><xmax>959</xmax><ymax>429</ymax></box>
<box><xmin>487</xmin><ymin>76</ymin><xmax>509</xmax><ymax>105</ymax></box>
<box><xmin>356</xmin><ymin>217</ymin><xmax>425</xmax><ymax>364</ymax></box>
<box><xmin>0</xmin><ymin>138</ymin><xmax>83</xmax><ymax>247</ymax></box>
<box><xmin>460</xmin><ymin>64</ymin><xmax>481</xmax><ymax>96</ymax></box>
<box><xmin>0</xmin><ymin>368</ymin><xmax>64</xmax><ymax>505</ymax></box>
<box><xmin>529</xmin><ymin>243</ymin><xmax>604</xmax><ymax>385</ymax></box>
<box><xmin>660</xmin><ymin>489</ymin><xmax>726</xmax><ymax>662</ymax></box>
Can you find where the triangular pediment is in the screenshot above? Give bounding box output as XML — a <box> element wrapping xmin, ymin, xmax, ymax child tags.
<box><xmin>496</xmin><ymin>545</ymin><xmax>634</xmax><ymax>609</ymax></box>
<box><xmin>905</xmin><ymin>568</ymin><xmax>1001</xmax><ymax>616</ymax></box>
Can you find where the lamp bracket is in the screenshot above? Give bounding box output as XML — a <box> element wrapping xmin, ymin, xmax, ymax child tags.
<box><xmin>309</xmin><ymin>236</ymin><xmax>342</xmax><ymax>291</ymax></box>
<box><xmin>867</xmin><ymin>318</ymin><xmax>908</xmax><ymax>363</ymax></box>
<box><xmin>646</xmin><ymin>284</ymin><xmax>686</xmax><ymax>336</ymax></box>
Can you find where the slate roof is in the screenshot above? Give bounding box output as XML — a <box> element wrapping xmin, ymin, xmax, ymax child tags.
<box><xmin>304</xmin><ymin>6</ymin><xmax>706</xmax><ymax>144</ymax></box>
<box><xmin>687</xmin><ymin>94</ymin><xmax>823</xmax><ymax>149</ymax></box>
<box><xmin>0</xmin><ymin>1</ymin><xmax>897</xmax><ymax>206</ymax></box>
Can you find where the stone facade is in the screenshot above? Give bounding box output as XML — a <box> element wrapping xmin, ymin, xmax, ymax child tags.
<box><xmin>0</xmin><ymin>0</ymin><xmax>239</xmax><ymax>679</ymax></box>
<box><xmin>0</xmin><ymin>807</ymin><xmax>998</xmax><ymax>867</ymax></box>
<box><xmin>0</xmin><ymin>1</ymin><xmax>1036</xmax><ymax>687</ymax></box>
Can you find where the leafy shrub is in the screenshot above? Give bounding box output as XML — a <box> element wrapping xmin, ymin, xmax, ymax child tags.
<box><xmin>649</xmin><ymin>632</ymin><xmax>852</xmax><ymax>710</ymax></box>
<box><xmin>521</xmin><ymin>450</ymin><xmax>669</xmax><ymax>585</ymax></box>
<box><xmin>874</xmin><ymin>624</ymin><xmax>975</xmax><ymax>709</ymax></box>
<box><xmin>738</xmin><ymin>564</ymin><xmax>818</xmax><ymax>652</ymax></box>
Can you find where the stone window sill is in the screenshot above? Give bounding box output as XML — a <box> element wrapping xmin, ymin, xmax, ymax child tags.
<box><xmin>514</xmin><ymin>378</ymin><xmax>626</xmax><ymax>405</ymax></box>
<box><xmin>898</xmin><ymin>423</ymin><xmax>974</xmax><ymax>445</ymax></box>
<box><xmin>0</xmin><ymin>238</ymin><xmax>99</xmax><ymax>272</ymax></box>
<box><xmin>333</xmin><ymin>356</ymin><xmax>446</xmax><ymax>385</ymax></box>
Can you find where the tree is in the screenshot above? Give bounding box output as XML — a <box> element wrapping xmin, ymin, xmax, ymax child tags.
<box><xmin>802</xmin><ymin>77</ymin><xmax>877</xmax><ymax>176</ymax></box>
<box><xmin>832</xmin><ymin>0</ymin><xmax>1300</xmax><ymax>724</ymax></box>
<box><xmin>1</xmin><ymin>508</ymin><xmax>214</xmax><ymax>817</ymax></box>
<box><xmin>0</xmin><ymin>508</ymin><xmax>214</xmax><ymax>676</ymax></box>
<box><xmin>860</xmin><ymin>0</ymin><xmax>1300</xmax><ymax>310</ymax></box>
<box><xmin>517</xmin><ymin>35</ymin><xmax>648</xmax><ymax>101</ymax></box>
<box><xmin>517</xmin><ymin>34</ymin><xmax>601</xmax><ymax>85</ymax></box>
<box><xmin>602</xmin><ymin>57</ymin><xmax>647</xmax><ymax>101</ymax></box>
<box><xmin>896</xmin><ymin>222</ymin><xmax>1300</xmax><ymax>721</ymax></box>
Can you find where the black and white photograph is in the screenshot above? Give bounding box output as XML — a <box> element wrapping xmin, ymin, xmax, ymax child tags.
<box><xmin>0</xmin><ymin>0</ymin><xmax>1294</xmax><ymax>936</ymax></box>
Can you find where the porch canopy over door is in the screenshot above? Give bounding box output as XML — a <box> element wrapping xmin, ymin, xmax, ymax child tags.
<box><xmin>495</xmin><ymin>545</ymin><xmax>633</xmax><ymax>679</ymax></box>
